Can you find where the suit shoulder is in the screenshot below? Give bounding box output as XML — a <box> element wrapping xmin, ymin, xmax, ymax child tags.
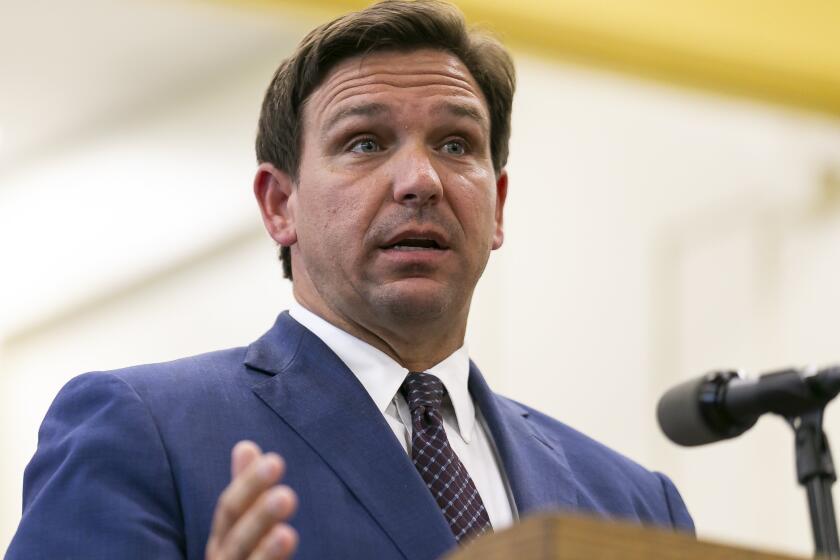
<box><xmin>500</xmin><ymin>396</ymin><xmax>655</xmax><ymax>478</ymax></box>
<box><xmin>495</xmin><ymin>396</ymin><xmax>694</xmax><ymax>531</ymax></box>
<box><xmin>54</xmin><ymin>345</ymin><xmax>254</xmax><ymax>418</ymax></box>
<box><xmin>109</xmin><ymin>346</ymin><xmax>249</xmax><ymax>381</ymax></box>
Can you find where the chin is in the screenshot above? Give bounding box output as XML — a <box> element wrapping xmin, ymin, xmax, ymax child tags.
<box><xmin>372</xmin><ymin>285</ymin><xmax>458</xmax><ymax>322</ymax></box>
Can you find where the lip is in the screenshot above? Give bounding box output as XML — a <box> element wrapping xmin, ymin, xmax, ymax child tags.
<box><xmin>380</xmin><ymin>227</ymin><xmax>451</xmax><ymax>250</ymax></box>
<box><xmin>377</xmin><ymin>245</ymin><xmax>451</xmax><ymax>268</ymax></box>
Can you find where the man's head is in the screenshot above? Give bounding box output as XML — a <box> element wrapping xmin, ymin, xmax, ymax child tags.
<box><xmin>253</xmin><ymin>0</ymin><xmax>515</xmax><ymax>366</ymax></box>
<box><xmin>255</xmin><ymin>0</ymin><xmax>515</xmax><ymax>279</ymax></box>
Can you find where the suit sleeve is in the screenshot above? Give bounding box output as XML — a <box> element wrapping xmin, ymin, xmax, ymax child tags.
<box><xmin>6</xmin><ymin>372</ymin><xmax>186</xmax><ymax>559</ymax></box>
<box><xmin>655</xmin><ymin>471</ymin><xmax>695</xmax><ymax>534</ymax></box>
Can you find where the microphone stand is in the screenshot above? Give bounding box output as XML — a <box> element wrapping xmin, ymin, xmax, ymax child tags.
<box><xmin>790</xmin><ymin>407</ymin><xmax>840</xmax><ymax>558</ymax></box>
<box><xmin>735</xmin><ymin>366</ymin><xmax>840</xmax><ymax>557</ymax></box>
<box><xmin>660</xmin><ymin>364</ymin><xmax>840</xmax><ymax>557</ymax></box>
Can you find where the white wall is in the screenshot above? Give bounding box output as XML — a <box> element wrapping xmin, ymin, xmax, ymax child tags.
<box><xmin>2</xmin><ymin>26</ymin><xmax>840</xmax><ymax>557</ymax></box>
<box><xmin>0</xmin><ymin>38</ymin><xmax>298</xmax><ymax>549</ymax></box>
<box><xmin>495</xmin><ymin>57</ymin><xmax>840</xmax><ymax>556</ymax></box>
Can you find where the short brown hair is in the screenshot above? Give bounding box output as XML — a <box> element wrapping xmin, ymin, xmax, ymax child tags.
<box><xmin>256</xmin><ymin>0</ymin><xmax>516</xmax><ymax>279</ymax></box>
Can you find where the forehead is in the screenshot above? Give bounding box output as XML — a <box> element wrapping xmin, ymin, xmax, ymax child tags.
<box><xmin>304</xmin><ymin>49</ymin><xmax>489</xmax><ymax>128</ymax></box>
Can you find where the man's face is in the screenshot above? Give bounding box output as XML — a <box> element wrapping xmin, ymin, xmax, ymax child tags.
<box><xmin>274</xmin><ymin>49</ymin><xmax>506</xmax><ymax>334</ymax></box>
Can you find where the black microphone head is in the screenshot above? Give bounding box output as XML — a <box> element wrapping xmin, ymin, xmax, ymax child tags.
<box><xmin>657</xmin><ymin>375</ymin><xmax>721</xmax><ymax>446</ymax></box>
<box><xmin>657</xmin><ymin>371</ymin><xmax>755</xmax><ymax>447</ymax></box>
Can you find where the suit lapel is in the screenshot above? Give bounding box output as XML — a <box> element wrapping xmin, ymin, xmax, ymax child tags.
<box><xmin>244</xmin><ymin>313</ymin><xmax>455</xmax><ymax>560</ymax></box>
<box><xmin>468</xmin><ymin>363</ymin><xmax>580</xmax><ymax>516</ymax></box>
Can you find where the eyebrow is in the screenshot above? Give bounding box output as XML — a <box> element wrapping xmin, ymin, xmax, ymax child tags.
<box><xmin>320</xmin><ymin>99</ymin><xmax>489</xmax><ymax>136</ymax></box>
<box><xmin>433</xmin><ymin>101</ymin><xmax>488</xmax><ymax>130</ymax></box>
<box><xmin>322</xmin><ymin>103</ymin><xmax>391</xmax><ymax>134</ymax></box>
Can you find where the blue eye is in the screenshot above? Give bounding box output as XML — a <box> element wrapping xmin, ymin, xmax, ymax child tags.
<box><xmin>350</xmin><ymin>138</ymin><xmax>380</xmax><ymax>153</ymax></box>
<box><xmin>442</xmin><ymin>140</ymin><xmax>466</xmax><ymax>156</ymax></box>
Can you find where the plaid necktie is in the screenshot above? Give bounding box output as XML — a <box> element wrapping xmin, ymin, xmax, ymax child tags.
<box><xmin>401</xmin><ymin>372</ymin><xmax>492</xmax><ymax>543</ymax></box>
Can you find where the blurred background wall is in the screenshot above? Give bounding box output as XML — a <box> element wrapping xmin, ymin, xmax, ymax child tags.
<box><xmin>2</xmin><ymin>0</ymin><xmax>839</xmax><ymax>556</ymax></box>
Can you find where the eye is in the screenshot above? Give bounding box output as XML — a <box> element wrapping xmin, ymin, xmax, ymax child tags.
<box><xmin>349</xmin><ymin>138</ymin><xmax>381</xmax><ymax>154</ymax></box>
<box><xmin>442</xmin><ymin>140</ymin><xmax>467</xmax><ymax>156</ymax></box>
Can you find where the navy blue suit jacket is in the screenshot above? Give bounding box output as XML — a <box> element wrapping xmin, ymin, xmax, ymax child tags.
<box><xmin>8</xmin><ymin>312</ymin><xmax>693</xmax><ymax>559</ymax></box>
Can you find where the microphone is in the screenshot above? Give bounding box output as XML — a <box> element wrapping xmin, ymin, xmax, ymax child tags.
<box><xmin>657</xmin><ymin>365</ymin><xmax>840</xmax><ymax>446</ymax></box>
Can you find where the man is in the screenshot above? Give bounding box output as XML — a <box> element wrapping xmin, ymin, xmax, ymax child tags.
<box><xmin>7</xmin><ymin>1</ymin><xmax>693</xmax><ymax>559</ymax></box>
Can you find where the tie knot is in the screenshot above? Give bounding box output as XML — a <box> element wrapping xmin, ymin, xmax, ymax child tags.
<box><xmin>400</xmin><ymin>372</ymin><xmax>445</xmax><ymax>412</ymax></box>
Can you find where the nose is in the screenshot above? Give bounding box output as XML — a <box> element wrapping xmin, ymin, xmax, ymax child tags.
<box><xmin>390</xmin><ymin>143</ymin><xmax>443</xmax><ymax>208</ymax></box>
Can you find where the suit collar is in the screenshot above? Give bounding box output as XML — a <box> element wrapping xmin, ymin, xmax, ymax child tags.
<box><xmin>467</xmin><ymin>362</ymin><xmax>580</xmax><ymax>515</ymax></box>
<box><xmin>287</xmin><ymin>303</ymin><xmax>405</xmax><ymax>415</ymax></box>
<box><xmin>244</xmin><ymin>313</ymin><xmax>456</xmax><ymax>560</ymax></box>
<box><xmin>243</xmin><ymin>313</ymin><xmax>579</xmax><ymax>549</ymax></box>
<box><xmin>286</xmin><ymin>303</ymin><xmax>477</xmax><ymax>442</ymax></box>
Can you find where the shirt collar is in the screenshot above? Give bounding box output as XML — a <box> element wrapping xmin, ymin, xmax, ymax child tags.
<box><xmin>288</xmin><ymin>302</ymin><xmax>476</xmax><ymax>442</ymax></box>
<box><xmin>423</xmin><ymin>345</ymin><xmax>475</xmax><ymax>442</ymax></box>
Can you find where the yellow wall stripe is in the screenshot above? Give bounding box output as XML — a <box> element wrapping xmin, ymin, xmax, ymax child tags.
<box><xmin>217</xmin><ymin>0</ymin><xmax>840</xmax><ymax>119</ymax></box>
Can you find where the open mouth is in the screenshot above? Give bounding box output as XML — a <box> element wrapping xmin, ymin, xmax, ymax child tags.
<box><xmin>383</xmin><ymin>238</ymin><xmax>447</xmax><ymax>251</ymax></box>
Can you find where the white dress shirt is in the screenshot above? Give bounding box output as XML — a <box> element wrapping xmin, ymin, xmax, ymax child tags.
<box><xmin>289</xmin><ymin>303</ymin><xmax>517</xmax><ymax>530</ymax></box>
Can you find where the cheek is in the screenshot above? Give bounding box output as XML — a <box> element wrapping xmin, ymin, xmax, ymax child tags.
<box><xmin>299</xmin><ymin>185</ymin><xmax>374</xmax><ymax>254</ymax></box>
<box><xmin>451</xmin><ymin>181</ymin><xmax>497</xmax><ymax>230</ymax></box>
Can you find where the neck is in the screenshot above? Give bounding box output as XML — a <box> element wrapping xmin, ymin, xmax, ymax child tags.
<box><xmin>294</xmin><ymin>292</ymin><xmax>468</xmax><ymax>372</ymax></box>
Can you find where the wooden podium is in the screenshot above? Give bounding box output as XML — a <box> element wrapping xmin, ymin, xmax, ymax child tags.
<box><xmin>444</xmin><ymin>514</ymin><xmax>809</xmax><ymax>560</ymax></box>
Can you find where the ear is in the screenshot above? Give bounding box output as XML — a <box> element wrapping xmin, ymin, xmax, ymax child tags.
<box><xmin>253</xmin><ymin>162</ymin><xmax>297</xmax><ymax>246</ymax></box>
<box><xmin>491</xmin><ymin>169</ymin><xmax>508</xmax><ymax>250</ymax></box>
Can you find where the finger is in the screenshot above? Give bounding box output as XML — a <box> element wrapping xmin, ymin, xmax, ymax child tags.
<box><xmin>248</xmin><ymin>524</ymin><xmax>299</xmax><ymax>560</ymax></box>
<box><xmin>232</xmin><ymin>441</ymin><xmax>262</xmax><ymax>479</ymax></box>
<box><xmin>221</xmin><ymin>485</ymin><xmax>297</xmax><ymax>559</ymax></box>
<box><xmin>210</xmin><ymin>453</ymin><xmax>285</xmax><ymax>545</ymax></box>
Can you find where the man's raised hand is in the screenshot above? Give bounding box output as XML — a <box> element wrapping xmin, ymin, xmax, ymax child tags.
<box><xmin>206</xmin><ymin>441</ymin><xmax>299</xmax><ymax>560</ymax></box>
